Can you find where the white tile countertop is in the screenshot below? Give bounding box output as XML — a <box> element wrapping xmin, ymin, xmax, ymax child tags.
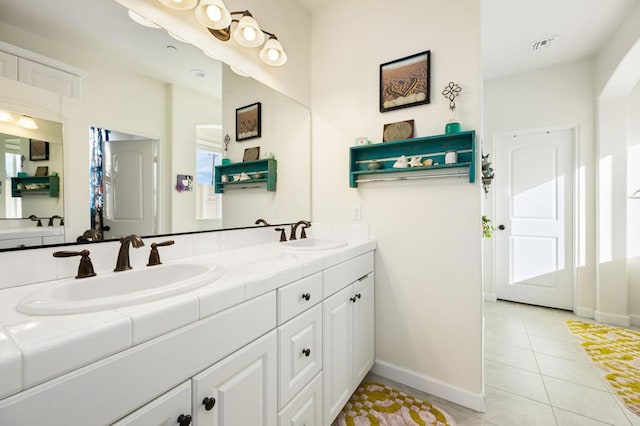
<box><xmin>0</xmin><ymin>237</ymin><xmax>376</xmax><ymax>400</ymax></box>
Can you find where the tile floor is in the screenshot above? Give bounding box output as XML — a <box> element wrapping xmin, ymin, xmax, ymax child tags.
<box><xmin>368</xmin><ymin>300</ymin><xmax>640</xmax><ymax>426</ymax></box>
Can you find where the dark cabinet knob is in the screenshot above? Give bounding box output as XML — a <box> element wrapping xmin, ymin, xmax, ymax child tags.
<box><xmin>356</xmin><ymin>293</ymin><xmax>362</xmax><ymax>299</ymax></box>
<box><xmin>350</xmin><ymin>296</ymin><xmax>357</xmax><ymax>303</ymax></box>
<box><xmin>301</xmin><ymin>293</ymin><xmax>311</xmax><ymax>301</ymax></box>
<box><xmin>498</xmin><ymin>224</ymin><xmax>505</xmax><ymax>230</ymax></box>
<box><xmin>177</xmin><ymin>414</ymin><xmax>192</xmax><ymax>426</ymax></box>
<box><xmin>302</xmin><ymin>348</ymin><xmax>311</xmax><ymax>357</ymax></box>
<box><xmin>202</xmin><ymin>397</ymin><xmax>216</xmax><ymax>411</ymax></box>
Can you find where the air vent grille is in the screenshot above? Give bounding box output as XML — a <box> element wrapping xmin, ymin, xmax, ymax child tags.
<box><xmin>530</xmin><ymin>36</ymin><xmax>558</xmax><ymax>52</ymax></box>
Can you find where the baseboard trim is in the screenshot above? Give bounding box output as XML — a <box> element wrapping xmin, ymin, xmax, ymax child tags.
<box><xmin>371</xmin><ymin>359</ymin><xmax>485</xmax><ymax>412</ymax></box>
<box><xmin>630</xmin><ymin>314</ymin><xmax>640</xmax><ymax>327</ymax></box>
<box><xmin>483</xmin><ymin>293</ymin><xmax>497</xmax><ymax>302</ymax></box>
<box><xmin>594</xmin><ymin>310</ymin><xmax>630</xmax><ymax>326</ymax></box>
<box><xmin>574</xmin><ymin>306</ymin><xmax>595</xmax><ymax>319</ymax></box>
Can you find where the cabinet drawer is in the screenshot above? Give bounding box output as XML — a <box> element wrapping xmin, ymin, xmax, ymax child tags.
<box><xmin>323</xmin><ymin>252</ymin><xmax>373</xmax><ymax>297</ymax></box>
<box><xmin>111</xmin><ymin>381</ymin><xmax>191</xmax><ymax>426</ymax></box>
<box><xmin>278</xmin><ymin>372</ymin><xmax>323</xmax><ymax>426</ymax></box>
<box><xmin>278</xmin><ymin>272</ymin><xmax>322</xmax><ymax>324</ymax></box>
<box><xmin>278</xmin><ymin>304</ymin><xmax>322</xmax><ymax>409</ymax></box>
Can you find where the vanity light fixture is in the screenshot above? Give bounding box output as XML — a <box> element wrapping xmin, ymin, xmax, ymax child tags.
<box><xmin>162</xmin><ymin>0</ymin><xmax>288</xmax><ymax>66</ymax></box>
<box><xmin>0</xmin><ymin>110</ymin><xmax>14</xmax><ymax>123</ymax></box>
<box><xmin>16</xmin><ymin>115</ymin><xmax>38</xmax><ymax>130</ymax></box>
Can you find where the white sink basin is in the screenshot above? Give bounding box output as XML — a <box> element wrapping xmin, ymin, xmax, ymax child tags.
<box><xmin>280</xmin><ymin>238</ymin><xmax>347</xmax><ymax>251</ymax></box>
<box><xmin>17</xmin><ymin>263</ymin><xmax>224</xmax><ymax>315</ymax></box>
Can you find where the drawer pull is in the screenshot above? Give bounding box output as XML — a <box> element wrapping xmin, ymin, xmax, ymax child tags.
<box><xmin>301</xmin><ymin>293</ymin><xmax>311</xmax><ymax>301</ymax></box>
<box><xmin>202</xmin><ymin>397</ymin><xmax>216</xmax><ymax>411</ymax></box>
<box><xmin>356</xmin><ymin>293</ymin><xmax>362</xmax><ymax>299</ymax></box>
<box><xmin>350</xmin><ymin>296</ymin><xmax>357</xmax><ymax>303</ymax></box>
<box><xmin>302</xmin><ymin>348</ymin><xmax>311</xmax><ymax>357</ymax></box>
<box><xmin>177</xmin><ymin>414</ymin><xmax>192</xmax><ymax>426</ymax></box>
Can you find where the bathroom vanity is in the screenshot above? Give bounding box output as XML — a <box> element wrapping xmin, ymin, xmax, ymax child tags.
<box><xmin>0</xmin><ymin>233</ymin><xmax>375</xmax><ymax>426</ymax></box>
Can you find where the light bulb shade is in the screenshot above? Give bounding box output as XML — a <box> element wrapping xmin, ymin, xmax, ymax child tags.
<box><xmin>195</xmin><ymin>0</ymin><xmax>231</xmax><ymax>30</ymax></box>
<box><xmin>157</xmin><ymin>0</ymin><xmax>198</xmax><ymax>11</ymax></box>
<box><xmin>233</xmin><ymin>14</ymin><xmax>265</xmax><ymax>48</ymax></box>
<box><xmin>127</xmin><ymin>10</ymin><xmax>160</xmax><ymax>28</ymax></box>
<box><xmin>259</xmin><ymin>37</ymin><xmax>287</xmax><ymax>66</ymax></box>
<box><xmin>17</xmin><ymin>116</ymin><xmax>38</xmax><ymax>129</ymax></box>
<box><xmin>0</xmin><ymin>110</ymin><xmax>14</xmax><ymax>123</ymax></box>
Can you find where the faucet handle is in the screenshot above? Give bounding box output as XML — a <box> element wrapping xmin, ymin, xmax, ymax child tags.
<box><xmin>300</xmin><ymin>222</ymin><xmax>311</xmax><ymax>239</ymax></box>
<box><xmin>53</xmin><ymin>249</ymin><xmax>96</xmax><ymax>279</ymax></box>
<box><xmin>275</xmin><ymin>228</ymin><xmax>287</xmax><ymax>242</ymax></box>
<box><xmin>147</xmin><ymin>240</ymin><xmax>175</xmax><ymax>266</ymax></box>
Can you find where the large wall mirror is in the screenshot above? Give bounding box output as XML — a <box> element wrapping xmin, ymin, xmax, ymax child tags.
<box><xmin>0</xmin><ymin>0</ymin><xmax>310</xmax><ymax>250</ymax></box>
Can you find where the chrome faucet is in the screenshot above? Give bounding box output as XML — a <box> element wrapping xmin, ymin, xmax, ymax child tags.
<box><xmin>290</xmin><ymin>220</ymin><xmax>311</xmax><ymax>240</ymax></box>
<box><xmin>114</xmin><ymin>235</ymin><xmax>145</xmax><ymax>271</ymax></box>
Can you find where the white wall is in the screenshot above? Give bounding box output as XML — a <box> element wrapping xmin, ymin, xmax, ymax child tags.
<box><xmin>170</xmin><ymin>83</ymin><xmax>222</xmax><ymax>233</ymax></box>
<box><xmin>222</xmin><ymin>65</ymin><xmax>311</xmax><ymax>228</ymax></box>
<box><xmin>627</xmin><ymin>79</ymin><xmax>640</xmax><ymax>324</ymax></box>
<box><xmin>482</xmin><ymin>59</ymin><xmax>597</xmax><ymax>314</ymax></box>
<box><xmin>310</xmin><ymin>0</ymin><xmax>484</xmax><ymax>409</ymax></box>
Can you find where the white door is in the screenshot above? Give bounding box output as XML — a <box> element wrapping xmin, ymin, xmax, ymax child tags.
<box><xmin>495</xmin><ymin>128</ymin><xmax>574</xmax><ymax>310</ymax></box>
<box><xmin>103</xmin><ymin>139</ymin><xmax>155</xmax><ymax>238</ymax></box>
<box><xmin>192</xmin><ymin>331</ymin><xmax>277</xmax><ymax>426</ymax></box>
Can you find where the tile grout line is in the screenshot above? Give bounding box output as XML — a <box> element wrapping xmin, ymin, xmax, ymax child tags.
<box><xmin>526</xmin><ymin>324</ymin><xmax>560</xmax><ymax>426</ymax></box>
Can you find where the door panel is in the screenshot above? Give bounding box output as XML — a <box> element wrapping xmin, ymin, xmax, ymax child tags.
<box><xmin>495</xmin><ymin>129</ymin><xmax>573</xmax><ymax>309</ymax></box>
<box><xmin>103</xmin><ymin>139</ymin><xmax>155</xmax><ymax>238</ymax></box>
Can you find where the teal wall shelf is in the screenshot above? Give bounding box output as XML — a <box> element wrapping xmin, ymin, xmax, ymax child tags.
<box><xmin>349</xmin><ymin>131</ymin><xmax>476</xmax><ymax>188</ymax></box>
<box><xmin>11</xmin><ymin>176</ymin><xmax>60</xmax><ymax>197</ymax></box>
<box><xmin>214</xmin><ymin>159</ymin><xmax>277</xmax><ymax>193</ymax></box>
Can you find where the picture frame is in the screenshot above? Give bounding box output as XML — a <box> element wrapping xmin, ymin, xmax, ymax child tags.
<box><xmin>35</xmin><ymin>166</ymin><xmax>48</xmax><ymax>177</ymax></box>
<box><xmin>379</xmin><ymin>50</ymin><xmax>431</xmax><ymax>113</ymax></box>
<box><xmin>243</xmin><ymin>147</ymin><xmax>260</xmax><ymax>162</ymax></box>
<box><xmin>236</xmin><ymin>102</ymin><xmax>262</xmax><ymax>141</ymax></box>
<box><xmin>383</xmin><ymin>119</ymin><xmax>415</xmax><ymax>142</ymax></box>
<box><xmin>175</xmin><ymin>174</ymin><xmax>193</xmax><ymax>192</ymax></box>
<box><xmin>30</xmin><ymin>139</ymin><xmax>50</xmax><ymax>161</ymax></box>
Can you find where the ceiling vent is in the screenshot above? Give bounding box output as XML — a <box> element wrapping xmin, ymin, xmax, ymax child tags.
<box><xmin>529</xmin><ymin>36</ymin><xmax>558</xmax><ymax>53</ymax></box>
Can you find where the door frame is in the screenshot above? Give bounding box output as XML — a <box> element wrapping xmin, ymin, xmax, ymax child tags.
<box><xmin>490</xmin><ymin>124</ymin><xmax>580</xmax><ymax>312</ymax></box>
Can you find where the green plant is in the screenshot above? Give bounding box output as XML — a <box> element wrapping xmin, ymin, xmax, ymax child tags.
<box><xmin>482</xmin><ymin>215</ymin><xmax>495</xmax><ymax>238</ymax></box>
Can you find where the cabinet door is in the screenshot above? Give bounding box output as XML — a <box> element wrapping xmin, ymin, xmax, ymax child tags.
<box><xmin>192</xmin><ymin>331</ymin><xmax>277</xmax><ymax>426</ymax></box>
<box><xmin>112</xmin><ymin>381</ymin><xmax>192</xmax><ymax>426</ymax></box>
<box><xmin>352</xmin><ymin>273</ymin><xmax>375</xmax><ymax>385</ymax></box>
<box><xmin>278</xmin><ymin>373</ymin><xmax>322</xmax><ymax>426</ymax></box>
<box><xmin>278</xmin><ymin>304</ymin><xmax>322</xmax><ymax>409</ymax></box>
<box><xmin>0</xmin><ymin>51</ymin><xmax>18</xmax><ymax>79</ymax></box>
<box><xmin>17</xmin><ymin>58</ymin><xmax>81</xmax><ymax>98</ymax></box>
<box><xmin>322</xmin><ymin>285</ymin><xmax>353</xmax><ymax>424</ymax></box>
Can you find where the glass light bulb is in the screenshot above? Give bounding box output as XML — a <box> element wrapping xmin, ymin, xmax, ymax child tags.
<box><xmin>243</xmin><ymin>26</ymin><xmax>256</xmax><ymax>42</ymax></box>
<box><xmin>268</xmin><ymin>48</ymin><xmax>279</xmax><ymax>61</ymax></box>
<box><xmin>206</xmin><ymin>5</ymin><xmax>222</xmax><ymax>22</ymax></box>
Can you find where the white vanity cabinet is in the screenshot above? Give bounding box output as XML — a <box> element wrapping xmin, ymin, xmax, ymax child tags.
<box><xmin>112</xmin><ymin>381</ymin><xmax>193</xmax><ymax>426</ymax></box>
<box><xmin>192</xmin><ymin>331</ymin><xmax>278</xmax><ymax>426</ymax></box>
<box><xmin>322</xmin><ymin>251</ymin><xmax>375</xmax><ymax>425</ymax></box>
<box><xmin>0</xmin><ymin>245</ymin><xmax>376</xmax><ymax>426</ymax></box>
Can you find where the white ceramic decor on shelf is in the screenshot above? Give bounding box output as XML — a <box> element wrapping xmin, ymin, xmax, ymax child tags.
<box><xmin>0</xmin><ymin>227</ymin><xmax>376</xmax><ymax>426</ymax></box>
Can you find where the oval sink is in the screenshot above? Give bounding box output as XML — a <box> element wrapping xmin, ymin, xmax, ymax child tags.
<box><xmin>280</xmin><ymin>238</ymin><xmax>347</xmax><ymax>251</ymax></box>
<box><xmin>17</xmin><ymin>263</ymin><xmax>224</xmax><ymax>315</ymax></box>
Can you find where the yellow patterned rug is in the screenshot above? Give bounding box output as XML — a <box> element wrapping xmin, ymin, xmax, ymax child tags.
<box><xmin>332</xmin><ymin>382</ymin><xmax>456</xmax><ymax>426</ymax></box>
<box><xmin>566</xmin><ymin>320</ymin><xmax>640</xmax><ymax>416</ymax></box>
